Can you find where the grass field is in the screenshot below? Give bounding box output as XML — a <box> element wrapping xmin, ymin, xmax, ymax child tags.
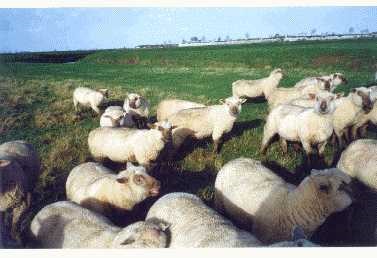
<box><xmin>1</xmin><ymin>38</ymin><xmax>377</xmax><ymax>246</ymax></box>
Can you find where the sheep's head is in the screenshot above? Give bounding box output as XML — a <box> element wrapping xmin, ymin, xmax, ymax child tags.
<box><xmin>270</xmin><ymin>68</ymin><xmax>284</xmax><ymax>80</ymax></box>
<box><xmin>148</xmin><ymin>120</ymin><xmax>177</xmax><ymax>143</ymax></box>
<box><xmin>127</xmin><ymin>93</ymin><xmax>143</xmax><ymax>109</ymax></box>
<box><xmin>305</xmin><ymin>168</ymin><xmax>353</xmax><ymax>213</ymax></box>
<box><xmin>330</xmin><ymin>73</ymin><xmax>348</xmax><ymax>86</ymax></box>
<box><xmin>114</xmin><ymin>220</ymin><xmax>168</xmax><ymax>248</ymax></box>
<box><xmin>350</xmin><ymin>87</ymin><xmax>373</xmax><ymax>113</ymax></box>
<box><xmin>220</xmin><ymin>96</ymin><xmax>247</xmax><ymax>116</ymax></box>
<box><xmin>98</xmin><ymin>89</ymin><xmax>109</xmax><ymax>98</ymax></box>
<box><xmin>316</xmin><ymin>77</ymin><xmax>332</xmax><ymax>92</ymax></box>
<box><xmin>313</xmin><ymin>91</ymin><xmax>339</xmax><ymax>115</ymax></box>
<box><xmin>116</xmin><ymin>162</ymin><xmax>161</xmax><ymax>199</ymax></box>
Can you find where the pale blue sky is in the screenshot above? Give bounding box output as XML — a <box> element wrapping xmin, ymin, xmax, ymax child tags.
<box><xmin>0</xmin><ymin>7</ymin><xmax>376</xmax><ymax>52</ymax></box>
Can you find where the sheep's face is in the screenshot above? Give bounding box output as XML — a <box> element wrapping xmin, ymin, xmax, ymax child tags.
<box><xmin>149</xmin><ymin>121</ymin><xmax>176</xmax><ymax>143</ymax></box>
<box><xmin>127</xmin><ymin>93</ymin><xmax>143</xmax><ymax>109</ymax></box>
<box><xmin>221</xmin><ymin>96</ymin><xmax>247</xmax><ymax>116</ymax></box>
<box><xmin>331</xmin><ymin>73</ymin><xmax>348</xmax><ymax>86</ymax></box>
<box><xmin>309</xmin><ymin>168</ymin><xmax>353</xmax><ymax>213</ymax></box>
<box><xmin>98</xmin><ymin>89</ymin><xmax>109</xmax><ymax>98</ymax></box>
<box><xmin>115</xmin><ymin>221</ymin><xmax>168</xmax><ymax>248</ymax></box>
<box><xmin>350</xmin><ymin>87</ymin><xmax>373</xmax><ymax>112</ymax></box>
<box><xmin>316</xmin><ymin>78</ymin><xmax>333</xmax><ymax>92</ymax></box>
<box><xmin>313</xmin><ymin>92</ymin><xmax>337</xmax><ymax>115</ymax></box>
<box><xmin>271</xmin><ymin>68</ymin><xmax>284</xmax><ymax>80</ymax></box>
<box><xmin>117</xmin><ymin>163</ymin><xmax>161</xmax><ymax>198</ymax></box>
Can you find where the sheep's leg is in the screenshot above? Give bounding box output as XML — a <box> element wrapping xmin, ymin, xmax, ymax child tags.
<box><xmin>279</xmin><ymin>138</ymin><xmax>288</xmax><ymax>154</ymax></box>
<box><xmin>335</xmin><ymin>130</ymin><xmax>345</xmax><ymax>150</ymax></box>
<box><xmin>344</xmin><ymin>127</ymin><xmax>352</xmax><ymax>143</ymax></box>
<box><xmin>302</xmin><ymin>141</ymin><xmax>314</xmax><ymax>167</ymax></box>
<box><xmin>212</xmin><ymin>130</ymin><xmax>224</xmax><ymax>154</ymax></box>
<box><xmin>351</xmin><ymin>125</ymin><xmax>360</xmax><ymax>140</ymax></box>
<box><xmin>73</xmin><ymin>98</ymin><xmax>79</xmax><ymax>112</ymax></box>
<box><xmin>90</xmin><ymin>103</ymin><xmax>101</xmax><ymax>115</ymax></box>
<box><xmin>260</xmin><ymin>128</ymin><xmax>276</xmax><ymax>155</ymax></box>
<box><xmin>359</xmin><ymin>123</ymin><xmax>369</xmax><ymax>138</ymax></box>
<box><xmin>318</xmin><ymin>141</ymin><xmax>327</xmax><ymax>158</ymax></box>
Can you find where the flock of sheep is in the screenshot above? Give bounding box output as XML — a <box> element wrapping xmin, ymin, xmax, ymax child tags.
<box><xmin>1</xmin><ymin>68</ymin><xmax>377</xmax><ymax>248</ymax></box>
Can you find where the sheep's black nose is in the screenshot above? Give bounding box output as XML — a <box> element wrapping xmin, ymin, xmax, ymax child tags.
<box><xmin>320</xmin><ymin>101</ymin><xmax>327</xmax><ymax>111</ymax></box>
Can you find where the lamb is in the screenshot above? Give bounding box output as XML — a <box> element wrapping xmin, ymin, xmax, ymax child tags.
<box><xmin>232</xmin><ymin>68</ymin><xmax>283</xmax><ymax>99</ymax></box>
<box><xmin>73</xmin><ymin>87</ymin><xmax>108</xmax><ymax>114</ymax></box>
<box><xmin>168</xmin><ymin>96</ymin><xmax>246</xmax><ymax>153</ymax></box>
<box><xmin>123</xmin><ymin>93</ymin><xmax>150</xmax><ymax>128</ymax></box>
<box><xmin>294</xmin><ymin>73</ymin><xmax>348</xmax><ymax>92</ymax></box>
<box><xmin>332</xmin><ymin>87</ymin><xmax>373</xmax><ymax>148</ymax></box>
<box><xmin>146</xmin><ymin>192</ymin><xmax>262</xmax><ymax>248</ymax></box>
<box><xmin>30</xmin><ymin>201</ymin><xmax>168</xmax><ymax>248</ymax></box>
<box><xmin>261</xmin><ymin>91</ymin><xmax>337</xmax><ymax>160</ymax></box>
<box><xmin>88</xmin><ymin>120</ymin><xmax>175</xmax><ymax>168</ymax></box>
<box><xmin>99</xmin><ymin>106</ymin><xmax>136</xmax><ymax>128</ymax></box>
<box><xmin>66</xmin><ymin>162</ymin><xmax>160</xmax><ymax>215</ymax></box>
<box><xmin>214</xmin><ymin>158</ymin><xmax>353</xmax><ymax>244</ymax></box>
<box><xmin>337</xmin><ymin>139</ymin><xmax>377</xmax><ymax>191</ymax></box>
<box><xmin>156</xmin><ymin>99</ymin><xmax>206</xmax><ymax>121</ymax></box>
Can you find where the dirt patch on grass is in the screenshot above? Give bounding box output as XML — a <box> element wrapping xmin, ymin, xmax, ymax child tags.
<box><xmin>312</xmin><ymin>54</ymin><xmax>347</xmax><ymax>67</ymax></box>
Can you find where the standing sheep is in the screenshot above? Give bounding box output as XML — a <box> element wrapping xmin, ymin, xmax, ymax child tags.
<box><xmin>123</xmin><ymin>93</ymin><xmax>150</xmax><ymax>128</ymax></box>
<box><xmin>168</xmin><ymin>96</ymin><xmax>246</xmax><ymax>153</ymax></box>
<box><xmin>66</xmin><ymin>162</ymin><xmax>160</xmax><ymax>216</ymax></box>
<box><xmin>30</xmin><ymin>201</ymin><xmax>168</xmax><ymax>248</ymax></box>
<box><xmin>73</xmin><ymin>87</ymin><xmax>108</xmax><ymax>114</ymax></box>
<box><xmin>337</xmin><ymin>139</ymin><xmax>377</xmax><ymax>191</ymax></box>
<box><xmin>261</xmin><ymin>91</ymin><xmax>337</xmax><ymax>161</ymax></box>
<box><xmin>88</xmin><ymin>121</ymin><xmax>175</xmax><ymax>168</ymax></box>
<box><xmin>294</xmin><ymin>73</ymin><xmax>348</xmax><ymax>92</ymax></box>
<box><xmin>232</xmin><ymin>68</ymin><xmax>284</xmax><ymax>99</ymax></box>
<box><xmin>99</xmin><ymin>106</ymin><xmax>136</xmax><ymax>128</ymax></box>
<box><xmin>214</xmin><ymin>158</ymin><xmax>353</xmax><ymax>244</ymax></box>
<box><xmin>156</xmin><ymin>99</ymin><xmax>206</xmax><ymax>121</ymax></box>
<box><xmin>146</xmin><ymin>192</ymin><xmax>262</xmax><ymax>247</ymax></box>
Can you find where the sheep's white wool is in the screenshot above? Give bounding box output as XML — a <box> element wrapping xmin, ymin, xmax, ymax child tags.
<box><xmin>73</xmin><ymin>87</ymin><xmax>108</xmax><ymax>114</ymax></box>
<box><xmin>156</xmin><ymin>99</ymin><xmax>206</xmax><ymax>121</ymax></box>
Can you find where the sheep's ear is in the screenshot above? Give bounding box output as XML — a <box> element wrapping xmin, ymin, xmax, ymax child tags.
<box><xmin>308</xmin><ymin>93</ymin><xmax>316</xmax><ymax>100</ymax></box>
<box><xmin>116</xmin><ymin>177</ymin><xmax>128</xmax><ymax>184</ymax></box>
<box><xmin>219</xmin><ymin>99</ymin><xmax>224</xmax><ymax>104</ymax></box>
<box><xmin>292</xmin><ymin>226</ymin><xmax>307</xmax><ymax>241</ymax></box>
<box><xmin>158</xmin><ymin>221</ymin><xmax>170</xmax><ymax>231</ymax></box>
<box><xmin>239</xmin><ymin>98</ymin><xmax>247</xmax><ymax>104</ymax></box>
<box><xmin>336</xmin><ymin>92</ymin><xmax>344</xmax><ymax>98</ymax></box>
<box><xmin>351</xmin><ymin>88</ymin><xmax>357</xmax><ymax>93</ymax></box>
<box><xmin>126</xmin><ymin>162</ymin><xmax>135</xmax><ymax>170</ymax></box>
<box><xmin>120</xmin><ymin>236</ymin><xmax>135</xmax><ymax>246</ymax></box>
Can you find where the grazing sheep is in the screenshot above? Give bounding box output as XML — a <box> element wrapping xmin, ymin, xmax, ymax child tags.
<box><xmin>66</xmin><ymin>162</ymin><xmax>160</xmax><ymax>215</ymax></box>
<box><xmin>123</xmin><ymin>93</ymin><xmax>150</xmax><ymax>128</ymax></box>
<box><xmin>73</xmin><ymin>87</ymin><xmax>108</xmax><ymax>114</ymax></box>
<box><xmin>100</xmin><ymin>106</ymin><xmax>136</xmax><ymax>128</ymax></box>
<box><xmin>214</xmin><ymin>158</ymin><xmax>353</xmax><ymax>244</ymax></box>
<box><xmin>0</xmin><ymin>159</ymin><xmax>30</xmax><ymax>247</ymax></box>
<box><xmin>232</xmin><ymin>68</ymin><xmax>283</xmax><ymax>99</ymax></box>
<box><xmin>30</xmin><ymin>201</ymin><xmax>168</xmax><ymax>248</ymax></box>
<box><xmin>294</xmin><ymin>73</ymin><xmax>348</xmax><ymax>92</ymax></box>
<box><xmin>332</xmin><ymin>87</ymin><xmax>373</xmax><ymax>148</ymax></box>
<box><xmin>156</xmin><ymin>99</ymin><xmax>206</xmax><ymax>121</ymax></box>
<box><xmin>337</xmin><ymin>139</ymin><xmax>377</xmax><ymax>191</ymax></box>
<box><xmin>261</xmin><ymin>91</ymin><xmax>337</xmax><ymax>160</ymax></box>
<box><xmin>0</xmin><ymin>140</ymin><xmax>40</xmax><ymax>190</ymax></box>
<box><xmin>168</xmin><ymin>96</ymin><xmax>246</xmax><ymax>153</ymax></box>
<box><xmin>88</xmin><ymin>121</ymin><xmax>175</xmax><ymax>168</ymax></box>
<box><xmin>146</xmin><ymin>192</ymin><xmax>262</xmax><ymax>248</ymax></box>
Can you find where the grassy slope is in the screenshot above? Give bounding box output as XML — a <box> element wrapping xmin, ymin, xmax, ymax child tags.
<box><xmin>1</xmin><ymin>39</ymin><xmax>377</xmax><ymax>245</ymax></box>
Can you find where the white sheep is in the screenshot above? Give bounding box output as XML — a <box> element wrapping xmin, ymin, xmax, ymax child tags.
<box><xmin>261</xmin><ymin>91</ymin><xmax>337</xmax><ymax>160</ymax></box>
<box><xmin>100</xmin><ymin>106</ymin><xmax>136</xmax><ymax>128</ymax></box>
<box><xmin>66</xmin><ymin>162</ymin><xmax>160</xmax><ymax>215</ymax></box>
<box><xmin>168</xmin><ymin>96</ymin><xmax>246</xmax><ymax>153</ymax></box>
<box><xmin>337</xmin><ymin>139</ymin><xmax>377</xmax><ymax>191</ymax></box>
<box><xmin>214</xmin><ymin>157</ymin><xmax>353</xmax><ymax>244</ymax></box>
<box><xmin>73</xmin><ymin>87</ymin><xmax>108</xmax><ymax>114</ymax></box>
<box><xmin>332</xmin><ymin>87</ymin><xmax>373</xmax><ymax>148</ymax></box>
<box><xmin>232</xmin><ymin>68</ymin><xmax>283</xmax><ymax>99</ymax></box>
<box><xmin>146</xmin><ymin>192</ymin><xmax>262</xmax><ymax>247</ymax></box>
<box><xmin>123</xmin><ymin>93</ymin><xmax>150</xmax><ymax>128</ymax></box>
<box><xmin>88</xmin><ymin>120</ymin><xmax>175</xmax><ymax>168</ymax></box>
<box><xmin>294</xmin><ymin>73</ymin><xmax>348</xmax><ymax>92</ymax></box>
<box><xmin>156</xmin><ymin>99</ymin><xmax>206</xmax><ymax>121</ymax></box>
<box><xmin>30</xmin><ymin>201</ymin><xmax>168</xmax><ymax>248</ymax></box>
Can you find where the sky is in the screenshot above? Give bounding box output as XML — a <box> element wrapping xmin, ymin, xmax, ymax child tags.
<box><xmin>0</xmin><ymin>7</ymin><xmax>376</xmax><ymax>52</ymax></box>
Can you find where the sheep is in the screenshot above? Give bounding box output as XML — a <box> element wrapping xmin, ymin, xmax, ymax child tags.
<box><xmin>99</xmin><ymin>106</ymin><xmax>136</xmax><ymax>128</ymax></box>
<box><xmin>73</xmin><ymin>87</ymin><xmax>108</xmax><ymax>114</ymax></box>
<box><xmin>261</xmin><ymin>91</ymin><xmax>337</xmax><ymax>161</ymax></box>
<box><xmin>289</xmin><ymin>92</ymin><xmax>344</xmax><ymax>108</ymax></box>
<box><xmin>167</xmin><ymin>96</ymin><xmax>246</xmax><ymax>153</ymax></box>
<box><xmin>351</xmin><ymin>86</ymin><xmax>377</xmax><ymax>139</ymax></box>
<box><xmin>337</xmin><ymin>139</ymin><xmax>377</xmax><ymax>191</ymax></box>
<box><xmin>0</xmin><ymin>159</ymin><xmax>30</xmax><ymax>247</ymax></box>
<box><xmin>66</xmin><ymin>162</ymin><xmax>160</xmax><ymax>216</ymax></box>
<box><xmin>231</xmin><ymin>68</ymin><xmax>283</xmax><ymax>99</ymax></box>
<box><xmin>0</xmin><ymin>140</ymin><xmax>40</xmax><ymax>190</ymax></box>
<box><xmin>146</xmin><ymin>192</ymin><xmax>262</xmax><ymax>248</ymax></box>
<box><xmin>156</xmin><ymin>99</ymin><xmax>206</xmax><ymax>121</ymax></box>
<box><xmin>88</xmin><ymin>120</ymin><xmax>175</xmax><ymax>168</ymax></box>
<box><xmin>30</xmin><ymin>201</ymin><xmax>168</xmax><ymax>248</ymax></box>
<box><xmin>123</xmin><ymin>93</ymin><xmax>150</xmax><ymax>128</ymax></box>
<box><xmin>332</xmin><ymin>87</ymin><xmax>373</xmax><ymax>148</ymax></box>
<box><xmin>214</xmin><ymin>157</ymin><xmax>353</xmax><ymax>244</ymax></box>
<box><xmin>294</xmin><ymin>73</ymin><xmax>348</xmax><ymax>92</ymax></box>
